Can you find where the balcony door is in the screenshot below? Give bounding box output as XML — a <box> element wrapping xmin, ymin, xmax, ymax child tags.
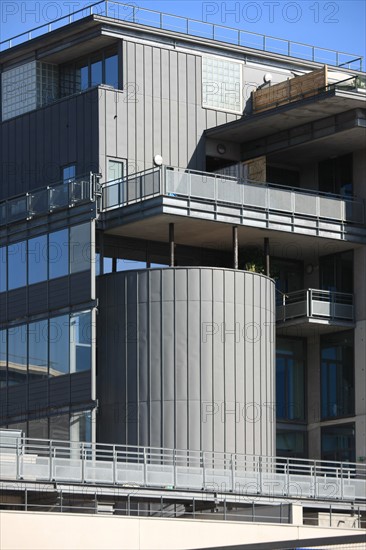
<box><xmin>318</xmin><ymin>153</ymin><xmax>353</xmax><ymax>196</ymax></box>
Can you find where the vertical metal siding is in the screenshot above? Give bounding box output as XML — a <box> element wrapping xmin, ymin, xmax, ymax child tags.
<box><xmin>97</xmin><ymin>268</ymin><xmax>275</xmax><ymax>456</ymax></box>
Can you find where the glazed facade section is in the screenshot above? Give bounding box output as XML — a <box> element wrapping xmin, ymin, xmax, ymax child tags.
<box><xmin>97</xmin><ymin>268</ymin><xmax>275</xmax><ymax>456</ymax></box>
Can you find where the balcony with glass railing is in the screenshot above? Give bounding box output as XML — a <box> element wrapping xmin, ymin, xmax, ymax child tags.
<box><xmin>0</xmin><ymin>175</ymin><xmax>94</xmax><ymax>226</ymax></box>
<box><xmin>100</xmin><ymin>166</ymin><xmax>366</xmax><ymax>243</ymax></box>
<box><xmin>276</xmin><ymin>289</ymin><xmax>354</xmax><ymax>328</ymax></box>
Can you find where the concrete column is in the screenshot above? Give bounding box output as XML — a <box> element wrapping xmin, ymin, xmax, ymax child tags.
<box><xmin>264</xmin><ymin>237</ymin><xmax>270</xmax><ymax>276</ymax></box>
<box><xmin>233</xmin><ymin>226</ymin><xmax>238</xmax><ymax>269</ymax></box>
<box><xmin>169</xmin><ymin>223</ymin><xmax>175</xmax><ymax>267</ymax></box>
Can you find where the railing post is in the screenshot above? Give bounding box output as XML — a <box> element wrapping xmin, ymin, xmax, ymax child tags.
<box><xmin>286</xmin><ymin>458</ymin><xmax>289</xmax><ymax>496</ymax></box>
<box><xmin>307</xmin><ymin>289</ymin><xmax>311</xmax><ymax>317</ymax></box>
<box><xmin>113</xmin><ymin>445</ymin><xmax>117</xmax><ymax>484</ymax></box>
<box><xmin>81</xmin><ymin>443</ymin><xmax>85</xmax><ymax>483</ymax></box>
<box><xmin>231</xmin><ymin>454</ymin><xmax>235</xmax><ymax>493</ymax></box>
<box><xmin>340</xmin><ymin>462</ymin><xmax>344</xmax><ymax>500</ymax></box>
<box><xmin>202</xmin><ymin>451</ymin><xmax>206</xmax><ymax>490</ymax></box>
<box><xmin>16</xmin><ymin>437</ymin><xmax>21</xmax><ymax>480</ymax></box>
<box><xmin>259</xmin><ymin>456</ymin><xmax>263</xmax><ymax>495</ymax></box>
<box><xmin>314</xmin><ymin>460</ymin><xmax>318</xmax><ymax>498</ymax></box>
<box><xmin>143</xmin><ymin>447</ymin><xmax>147</xmax><ymax>486</ymax></box>
<box><xmin>173</xmin><ymin>449</ymin><xmax>177</xmax><ymax>488</ymax></box>
<box><xmin>49</xmin><ymin>440</ymin><xmax>53</xmax><ymax>481</ymax></box>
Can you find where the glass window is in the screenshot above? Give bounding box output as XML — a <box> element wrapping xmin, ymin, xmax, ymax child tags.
<box><xmin>70</xmin><ymin>223</ymin><xmax>91</xmax><ymax>274</ymax></box>
<box><xmin>202</xmin><ymin>56</ymin><xmax>242</xmax><ymax>113</ymax></box>
<box><xmin>276</xmin><ymin>429</ymin><xmax>306</xmax><ymax>459</ymax></box>
<box><xmin>91</xmin><ymin>58</ymin><xmax>103</xmax><ymax>86</ymax></box>
<box><xmin>0</xmin><ymin>246</ymin><xmax>6</xmax><ymax>292</ymax></box>
<box><xmin>117</xmin><ymin>259</ymin><xmax>146</xmax><ymax>272</ymax></box>
<box><xmin>70</xmin><ymin>411</ymin><xmax>92</xmax><ymax>442</ymax></box>
<box><xmin>105</xmin><ymin>54</ymin><xmax>118</xmax><ymax>88</ymax></box>
<box><xmin>8</xmin><ymin>241</ymin><xmax>27</xmax><ymax>290</ymax></box>
<box><xmin>76</xmin><ymin>62</ymin><xmax>89</xmax><ymax>91</ymax></box>
<box><xmin>28</xmin><ymin>320</ymin><xmax>48</xmax><ymax>380</ymax></box>
<box><xmin>62</xmin><ymin>164</ymin><xmax>76</xmax><ymax>184</ymax></box>
<box><xmin>28</xmin><ymin>235</ymin><xmax>48</xmax><ymax>285</ymax></box>
<box><xmin>49</xmin><ymin>315</ymin><xmax>69</xmax><ymax>376</ymax></box>
<box><xmin>0</xmin><ymin>329</ymin><xmax>6</xmax><ymax>388</ymax></box>
<box><xmin>70</xmin><ymin>312</ymin><xmax>92</xmax><ymax>373</ymax></box>
<box><xmin>28</xmin><ymin>418</ymin><xmax>48</xmax><ymax>439</ymax></box>
<box><xmin>321</xmin><ymin>423</ymin><xmax>355</xmax><ymax>463</ymax></box>
<box><xmin>321</xmin><ymin>331</ymin><xmax>354</xmax><ymax>419</ymax></box>
<box><xmin>50</xmin><ymin>414</ymin><xmax>70</xmax><ymax>441</ymax></box>
<box><xmin>276</xmin><ymin>338</ymin><xmax>305</xmax><ymax>421</ymax></box>
<box><xmin>8</xmin><ymin>325</ymin><xmax>27</xmax><ymax>385</ymax></box>
<box><xmin>49</xmin><ymin>229</ymin><xmax>69</xmax><ymax>279</ymax></box>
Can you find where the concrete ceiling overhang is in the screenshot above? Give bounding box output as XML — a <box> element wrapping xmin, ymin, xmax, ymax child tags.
<box><xmin>103</xmin><ymin>212</ymin><xmax>359</xmax><ymax>262</ymax></box>
<box><xmin>205</xmin><ymin>90</ymin><xmax>366</xmax><ymax>145</ymax></box>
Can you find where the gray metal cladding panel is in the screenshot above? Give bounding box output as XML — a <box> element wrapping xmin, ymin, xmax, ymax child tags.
<box><xmin>70</xmin><ymin>271</ymin><xmax>92</xmax><ymax>305</ymax></box>
<box><xmin>70</xmin><ymin>371</ymin><xmax>91</xmax><ymax>403</ymax></box>
<box><xmin>28</xmin><ymin>379</ymin><xmax>48</xmax><ymax>413</ymax></box>
<box><xmin>7</xmin><ymin>288</ymin><xmax>27</xmax><ymax>320</ymax></box>
<box><xmin>0</xmin><ymin>89</ymin><xmax>100</xmax><ymax>201</ymax></box>
<box><xmin>7</xmin><ymin>385</ymin><xmax>27</xmax><ymax>418</ymax></box>
<box><xmin>99</xmin><ymin>42</ymin><xmax>241</xmax><ymax>177</ymax></box>
<box><xmin>48</xmin><ymin>278</ymin><xmax>70</xmax><ymax>310</ymax></box>
<box><xmin>49</xmin><ymin>375</ymin><xmax>71</xmax><ymax>408</ymax></box>
<box><xmin>28</xmin><ymin>282</ymin><xmax>48</xmax><ymax>315</ymax></box>
<box><xmin>0</xmin><ymin>293</ymin><xmax>6</xmax><ymax>323</ymax></box>
<box><xmin>0</xmin><ymin>388</ymin><xmax>7</xmax><ymax>421</ymax></box>
<box><xmin>97</xmin><ymin>268</ymin><xmax>275</xmax><ymax>456</ymax></box>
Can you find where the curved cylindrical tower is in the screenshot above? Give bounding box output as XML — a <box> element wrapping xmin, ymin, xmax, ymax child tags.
<box><xmin>97</xmin><ymin>267</ymin><xmax>275</xmax><ymax>456</ymax></box>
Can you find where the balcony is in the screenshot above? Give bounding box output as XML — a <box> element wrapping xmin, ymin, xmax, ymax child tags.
<box><xmin>276</xmin><ymin>289</ymin><xmax>354</xmax><ymax>331</ymax></box>
<box><xmin>252</xmin><ymin>68</ymin><xmax>366</xmax><ymax>114</ymax></box>
<box><xmin>100</xmin><ymin>167</ymin><xmax>366</xmax><ymax>243</ymax></box>
<box><xmin>0</xmin><ymin>176</ymin><xmax>94</xmax><ymax>226</ymax></box>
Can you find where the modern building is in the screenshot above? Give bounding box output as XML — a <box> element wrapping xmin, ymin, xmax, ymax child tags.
<box><xmin>0</xmin><ymin>0</ymin><xmax>365</xmax><ymax>473</ymax></box>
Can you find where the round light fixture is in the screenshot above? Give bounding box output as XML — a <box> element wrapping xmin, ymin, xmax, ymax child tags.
<box><xmin>217</xmin><ymin>144</ymin><xmax>226</xmax><ymax>155</ymax></box>
<box><xmin>153</xmin><ymin>154</ymin><xmax>163</xmax><ymax>166</ymax></box>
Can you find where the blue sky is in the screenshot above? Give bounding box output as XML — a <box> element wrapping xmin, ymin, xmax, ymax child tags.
<box><xmin>0</xmin><ymin>1</ymin><xmax>365</xmax><ymax>67</ymax></box>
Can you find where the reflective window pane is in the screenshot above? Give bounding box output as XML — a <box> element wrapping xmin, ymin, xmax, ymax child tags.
<box><xmin>50</xmin><ymin>414</ymin><xmax>70</xmax><ymax>441</ymax></box>
<box><xmin>105</xmin><ymin>54</ymin><xmax>118</xmax><ymax>88</ymax></box>
<box><xmin>0</xmin><ymin>246</ymin><xmax>6</xmax><ymax>292</ymax></box>
<box><xmin>91</xmin><ymin>59</ymin><xmax>102</xmax><ymax>86</ymax></box>
<box><xmin>62</xmin><ymin>164</ymin><xmax>76</xmax><ymax>184</ymax></box>
<box><xmin>276</xmin><ymin>338</ymin><xmax>305</xmax><ymax>421</ymax></box>
<box><xmin>70</xmin><ymin>411</ymin><xmax>92</xmax><ymax>442</ymax></box>
<box><xmin>28</xmin><ymin>235</ymin><xmax>48</xmax><ymax>285</ymax></box>
<box><xmin>8</xmin><ymin>325</ymin><xmax>27</xmax><ymax>385</ymax></box>
<box><xmin>28</xmin><ymin>418</ymin><xmax>48</xmax><ymax>439</ymax></box>
<box><xmin>75</xmin><ymin>62</ymin><xmax>88</xmax><ymax>91</ymax></box>
<box><xmin>70</xmin><ymin>223</ymin><xmax>91</xmax><ymax>274</ymax></box>
<box><xmin>276</xmin><ymin>430</ymin><xmax>306</xmax><ymax>459</ymax></box>
<box><xmin>0</xmin><ymin>329</ymin><xmax>6</xmax><ymax>388</ymax></box>
<box><xmin>8</xmin><ymin>241</ymin><xmax>27</xmax><ymax>290</ymax></box>
<box><xmin>321</xmin><ymin>331</ymin><xmax>354</xmax><ymax>419</ymax></box>
<box><xmin>321</xmin><ymin>423</ymin><xmax>355</xmax><ymax>462</ymax></box>
<box><xmin>70</xmin><ymin>312</ymin><xmax>91</xmax><ymax>373</ymax></box>
<box><xmin>49</xmin><ymin>229</ymin><xmax>69</xmax><ymax>279</ymax></box>
<box><xmin>28</xmin><ymin>320</ymin><xmax>48</xmax><ymax>380</ymax></box>
<box><xmin>49</xmin><ymin>315</ymin><xmax>69</xmax><ymax>376</ymax></box>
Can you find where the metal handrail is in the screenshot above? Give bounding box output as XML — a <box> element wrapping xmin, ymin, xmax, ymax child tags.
<box><xmin>1</xmin><ymin>433</ymin><xmax>365</xmax><ymax>501</ymax></box>
<box><xmin>0</xmin><ymin>174</ymin><xmax>95</xmax><ymax>226</ymax></box>
<box><xmin>277</xmin><ymin>288</ymin><xmax>354</xmax><ymax>323</ymax></box>
<box><xmin>0</xmin><ymin>0</ymin><xmax>363</xmax><ymax>70</ymax></box>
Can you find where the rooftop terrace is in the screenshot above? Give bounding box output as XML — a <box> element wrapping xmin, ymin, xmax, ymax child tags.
<box><xmin>0</xmin><ymin>0</ymin><xmax>363</xmax><ymax>70</ymax></box>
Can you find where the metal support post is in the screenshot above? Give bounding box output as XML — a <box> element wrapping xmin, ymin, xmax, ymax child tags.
<box><xmin>169</xmin><ymin>223</ymin><xmax>175</xmax><ymax>267</ymax></box>
<box><xmin>233</xmin><ymin>226</ymin><xmax>238</xmax><ymax>270</ymax></box>
<box><xmin>264</xmin><ymin>237</ymin><xmax>270</xmax><ymax>276</ymax></box>
<box><xmin>143</xmin><ymin>447</ymin><xmax>147</xmax><ymax>486</ymax></box>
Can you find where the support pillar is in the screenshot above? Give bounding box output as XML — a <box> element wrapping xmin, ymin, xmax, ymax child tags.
<box><xmin>233</xmin><ymin>226</ymin><xmax>238</xmax><ymax>270</ymax></box>
<box><xmin>264</xmin><ymin>237</ymin><xmax>270</xmax><ymax>276</ymax></box>
<box><xmin>169</xmin><ymin>223</ymin><xmax>175</xmax><ymax>267</ymax></box>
